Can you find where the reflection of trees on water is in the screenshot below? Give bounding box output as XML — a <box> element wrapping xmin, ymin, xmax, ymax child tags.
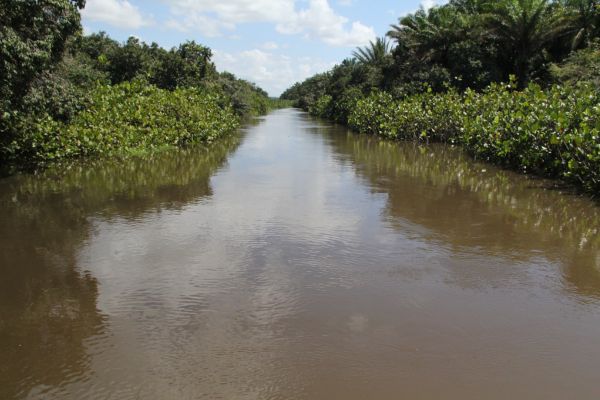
<box><xmin>0</xmin><ymin>135</ymin><xmax>242</xmax><ymax>398</ymax></box>
<box><xmin>6</xmin><ymin>133</ymin><xmax>243</xmax><ymax>218</ymax></box>
<box><xmin>326</xmin><ymin>129</ymin><xmax>600</xmax><ymax>299</ymax></box>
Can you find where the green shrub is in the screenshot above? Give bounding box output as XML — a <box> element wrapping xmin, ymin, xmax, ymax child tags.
<box><xmin>349</xmin><ymin>89</ymin><xmax>463</xmax><ymax>141</ymax></box>
<box><xmin>461</xmin><ymin>82</ymin><xmax>600</xmax><ymax>194</ymax></box>
<box><xmin>309</xmin><ymin>95</ymin><xmax>333</xmax><ymax>118</ymax></box>
<box><xmin>347</xmin><ymin>82</ymin><xmax>600</xmax><ymax>195</ymax></box>
<box><xmin>306</xmin><ymin>89</ymin><xmax>363</xmax><ymax>124</ymax></box>
<box><xmin>3</xmin><ymin>81</ymin><xmax>239</xmax><ymax>165</ymax></box>
<box><xmin>331</xmin><ymin>87</ymin><xmax>363</xmax><ymax>124</ymax></box>
<box><xmin>348</xmin><ymin>91</ymin><xmax>398</xmax><ymax>138</ymax></box>
<box><xmin>267</xmin><ymin>98</ymin><xmax>294</xmax><ymax>110</ymax></box>
<box><xmin>204</xmin><ymin>72</ymin><xmax>273</xmax><ymax>117</ymax></box>
<box><xmin>550</xmin><ymin>42</ymin><xmax>600</xmax><ymax>87</ymax></box>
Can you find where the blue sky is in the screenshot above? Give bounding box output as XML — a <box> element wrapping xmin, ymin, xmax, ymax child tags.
<box><xmin>82</xmin><ymin>0</ymin><xmax>444</xmax><ymax>96</ymax></box>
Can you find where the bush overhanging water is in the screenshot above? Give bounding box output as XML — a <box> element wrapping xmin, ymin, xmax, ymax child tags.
<box><xmin>343</xmin><ymin>82</ymin><xmax>600</xmax><ymax>194</ymax></box>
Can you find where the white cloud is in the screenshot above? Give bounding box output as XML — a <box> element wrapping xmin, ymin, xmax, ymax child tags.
<box><xmin>162</xmin><ymin>0</ymin><xmax>375</xmax><ymax>47</ymax></box>
<box><xmin>165</xmin><ymin>13</ymin><xmax>231</xmax><ymax>37</ymax></box>
<box><xmin>213</xmin><ymin>49</ymin><xmax>335</xmax><ymax>96</ymax></box>
<box><xmin>421</xmin><ymin>0</ymin><xmax>438</xmax><ymax>10</ymax></box>
<box><xmin>82</xmin><ymin>0</ymin><xmax>151</xmax><ymax>29</ymax></box>
<box><xmin>261</xmin><ymin>41</ymin><xmax>279</xmax><ymax>50</ymax></box>
<box><xmin>275</xmin><ymin>0</ymin><xmax>374</xmax><ymax>46</ymax></box>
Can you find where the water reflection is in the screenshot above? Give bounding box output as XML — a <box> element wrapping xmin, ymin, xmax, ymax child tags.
<box><xmin>325</xmin><ymin>129</ymin><xmax>600</xmax><ymax>299</ymax></box>
<box><xmin>0</xmin><ymin>135</ymin><xmax>242</xmax><ymax>399</ymax></box>
<box><xmin>1</xmin><ymin>110</ymin><xmax>600</xmax><ymax>400</ymax></box>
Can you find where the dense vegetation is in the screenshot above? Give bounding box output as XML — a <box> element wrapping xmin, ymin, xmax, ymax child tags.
<box><xmin>1</xmin><ymin>0</ymin><xmax>277</xmax><ymax>169</ymax></box>
<box><xmin>282</xmin><ymin>0</ymin><xmax>600</xmax><ymax>196</ymax></box>
<box><xmin>6</xmin><ymin>82</ymin><xmax>240</xmax><ymax>164</ymax></box>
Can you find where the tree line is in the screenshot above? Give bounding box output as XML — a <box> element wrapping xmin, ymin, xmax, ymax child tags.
<box><xmin>0</xmin><ymin>0</ymin><xmax>277</xmax><ymax>168</ymax></box>
<box><xmin>282</xmin><ymin>0</ymin><xmax>600</xmax><ymax>107</ymax></box>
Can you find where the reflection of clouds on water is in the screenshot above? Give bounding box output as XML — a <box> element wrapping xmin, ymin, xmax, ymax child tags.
<box><xmin>348</xmin><ymin>314</ymin><xmax>369</xmax><ymax>333</ymax></box>
<box><xmin>63</xmin><ymin>110</ymin><xmax>397</xmax><ymax>397</ymax></box>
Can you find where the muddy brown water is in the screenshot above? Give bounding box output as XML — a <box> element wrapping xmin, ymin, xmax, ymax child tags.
<box><xmin>1</xmin><ymin>109</ymin><xmax>600</xmax><ymax>399</ymax></box>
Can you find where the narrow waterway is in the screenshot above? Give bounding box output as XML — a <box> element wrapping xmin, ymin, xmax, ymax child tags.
<box><xmin>1</xmin><ymin>109</ymin><xmax>600</xmax><ymax>399</ymax></box>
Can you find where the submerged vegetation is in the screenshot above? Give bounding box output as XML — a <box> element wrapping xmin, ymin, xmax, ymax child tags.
<box><xmin>282</xmin><ymin>0</ymin><xmax>600</xmax><ymax>196</ymax></box>
<box><xmin>0</xmin><ymin>0</ymin><xmax>279</xmax><ymax>169</ymax></box>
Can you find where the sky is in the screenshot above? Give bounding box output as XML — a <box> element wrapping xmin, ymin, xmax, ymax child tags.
<box><xmin>81</xmin><ymin>0</ymin><xmax>444</xmax><ymax>96</ymax></box>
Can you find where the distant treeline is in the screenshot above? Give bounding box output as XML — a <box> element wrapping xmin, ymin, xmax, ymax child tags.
<box><xmin>281</xmin><ymin>0</ymin><xmax>600</xmax><ymax>196</ymax></box>
<box><xmin>0</xmin><ymin>0</ymin><xmax>280</xmax><ymax>168</ymax></box>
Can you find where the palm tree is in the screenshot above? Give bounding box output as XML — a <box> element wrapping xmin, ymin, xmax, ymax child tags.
<box><xmin>563</xmin><ymin>0</ymin><xmax>600</xmax><ymax>50</ymax></box>
<box><xmin>485</xmin><ymin>0</ymin><xmax>568</xmax><ymax>86</ymax></box>
<box><xmin>387</xmin><ymin>5</ymin><xmax>470</xmax><ymax>64</ymax></box>
<box><xmin>352</xmin><ymin>37</ymin><xmax>392</xmax><ymax>65</ymax></box>
<box><xmin>449</xmin><ymin>0</ymin><xmax>494</xmax><ymax>14</ymax></box>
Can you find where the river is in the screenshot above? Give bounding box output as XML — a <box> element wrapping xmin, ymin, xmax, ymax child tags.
<box><xmin>1</xmin><ymin>109</ymin><xmax>599</xmax><ymax>399</ymax></box>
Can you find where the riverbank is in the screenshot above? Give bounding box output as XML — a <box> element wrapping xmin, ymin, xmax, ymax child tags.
<box><xmin>298</xmin><ymin>81</ymin><xmax>600</xmax><ymax>197</ymax></box>
<box><xmin>278</xmin><ymin>0</ymin><xmax>600</xmax><ymax>199</ymax></box>
<box><xmin>1</xmin><ymin>19</ymin><xmax>279</xmax><ymax>171</ymax></box>
<box><xmin>2</xmin><ymin>82</ymin><xmax>240</xmax><ymax>167</ymax></box>
<box><xmin>1</xmin><ymin>83</ymin><xmax>290</xmax><ymax>172</ymax></box>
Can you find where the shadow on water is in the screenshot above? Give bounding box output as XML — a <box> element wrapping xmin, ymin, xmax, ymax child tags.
<box><xmin>320</xmin><ymin>125</ymin><xmax>600</xmax><ymax>299</ymax></box>
<box><xmin>0</xmin><ymin>134</ymin><xmax>243</xmax><ymax>399</ymax></box>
